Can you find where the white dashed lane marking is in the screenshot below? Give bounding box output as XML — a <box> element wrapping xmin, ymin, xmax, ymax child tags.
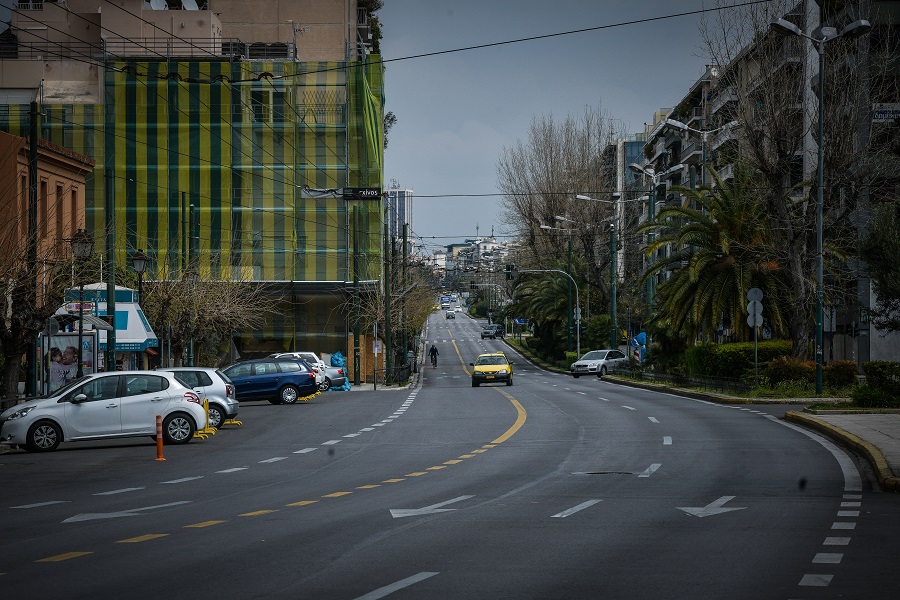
<box><xmin>93</xmin><ymin>488</ymin><xmax>145</xmax><ymax>496</ymax></box>
<box><xmin>294</xmin><ymin>448</ymin><xmax>317</xmax><ymax>454</ymax></box>
<box><xmin>217</xmin><ymin>467</ymin><xmax>249</xmax><ymax>473</ymax></box>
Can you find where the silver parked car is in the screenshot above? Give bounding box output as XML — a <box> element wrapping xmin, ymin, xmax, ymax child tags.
<box><xmin>323</xmin><ymin>364</ymin><xmax>347</xmax><ymax>389</ymax></box>
<box><xmin>269</xmin><ymin>352</ymin><xmax>330</xmax><ymax>391</ymax></box>
<box><xmin>570</xmin><ymin>349</ymin><xmax>628</xmax><ymax>378</ymax></box>
<box><xmin>0</xmin><ymin>371</ymin><xmax>205</xmax><ymax>452</ymax></box>
<box><xmin>157</xmin><ymin>367</ymin><xmax>238</xmax><ymax>428</ymax></box>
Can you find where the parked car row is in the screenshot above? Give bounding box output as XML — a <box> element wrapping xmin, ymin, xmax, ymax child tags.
<box><xmin>0</xmin><ymin>352</ymin><xmax>349</xmax><ymax>453</ymax></box>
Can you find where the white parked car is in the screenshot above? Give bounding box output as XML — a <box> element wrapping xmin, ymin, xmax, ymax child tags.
<box><xmin>157</xmin><ymin>367</ymin><xmax>238</xmax><ymax>428</ymax></box>
<box><xmin>269</xmin><ymin>352</ymin><xmax>329</xmax><ymax>391</ymax></box>
<box><xmin>570</xmin><ymin>349</ymin><xmax>628</xmax><ymax>378</ymax></box>
<box><xmin>0</xmin><ymin>371</ymin><xmax>205</xmax><ymax>452</ymax></box>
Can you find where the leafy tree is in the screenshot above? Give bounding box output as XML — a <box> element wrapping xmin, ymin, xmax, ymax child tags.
<box><xmin>860</xmin><ymin>201</ymin><xmax>900</xmax><ymax>333</ymax></box>
<box><xmin>639</xmin><ymin>166</ymin><xmax>790</xmax><ymax>343</ymax></box>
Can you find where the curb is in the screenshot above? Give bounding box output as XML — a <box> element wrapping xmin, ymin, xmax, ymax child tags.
<box><xmin>785</xmin><ymin>410</ymin><xmax>900</xmax><ymax>493</ymax></box>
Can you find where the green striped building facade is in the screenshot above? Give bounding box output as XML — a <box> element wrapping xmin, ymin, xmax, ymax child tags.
<box><xmin>0</xmin><ymin>58</ymin><xmax>385</xmax><ymax>354</ymax></box>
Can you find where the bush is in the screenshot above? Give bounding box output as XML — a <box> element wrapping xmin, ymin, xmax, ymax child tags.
<box><xmin>862</xmin><ymin>361</ymin><xmax>900</xmax><ymax>392</ymax></box>
<box><xmin>851</xmin><ymin>384</ymin><xmax>900</xmax><ymax>408</ymax></box>
<box><xmin>765</xmin><ymin>356</ymin><xmax>815</xmax><ymax>387</ymax></box>
<box><xmin>683</xmin><ymin>340</ymin><xmax>792</xmax><ymax>378</ymax></box>
<box><xmin>823</xmin><ymin>360</ymin><xmax>859</xmax><ymax>388</ymax></box>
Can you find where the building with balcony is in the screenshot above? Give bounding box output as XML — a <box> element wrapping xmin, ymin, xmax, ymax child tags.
<box><xmin>0</xmin><ymin>0</ymin><xmax>384</xmax><ymax>360</ymax></box>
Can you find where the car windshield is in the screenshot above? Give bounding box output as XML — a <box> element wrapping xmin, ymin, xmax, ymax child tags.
<box><xmin>476</xmin><ymin>356</ymin><xmax>507</xmax><ymax>366</ymax></box>
<box><xmin>581</xmin><ymin>351</ymin><xmax>608</xmax><ymax>360</ymax></box>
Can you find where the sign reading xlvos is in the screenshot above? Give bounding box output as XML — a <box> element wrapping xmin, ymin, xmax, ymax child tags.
<box><xmin>872</xmin><ymin>103</ymin><xmax>900</xmax><ymax>123</ymax></box>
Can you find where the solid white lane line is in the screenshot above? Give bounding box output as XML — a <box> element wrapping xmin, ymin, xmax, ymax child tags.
<box><xmin>813</xmin><ymin>553</ymin><xmax>843</xmax><ymax>564</ymax></box>
<box><xmin>638</xmin><ymin>464</ymin><xmax>661</xmax><ymax>477</ymax></box>
<box><xmin>663</xmin><ymin>436</ymin><xmax>673</xmax><ymax>445</ymax></box>
<box><xmin>648</xmin><ymin>417</ymin><xmax>659</xmax><ymax>423</ymax></box>
<box><xmin>294</xmin><ymin>448</ymin><xmax>317</xmax><ymax>454</ymax></box>
<box><xmin>551</xmin><ymin>499</ymin><xmax>602</xmax><ymax>518</ymax></box>
<box><xmin>217</xmin><ymin>467</ymin><xmax>249</xmax><ymax>473</ymax></box>
<box><xmin>259</xmin><ymin>457</ymin><xmax>288</xmax><ymax>463</ymax></box>
<box><xmin>11</xmin><ymin>501</ymin><xmax>70</xmax><ymax>509</ymax></box>
<box><xmin>322</xmin><ymin>440</ymin><xmax>342</xmax><ymax>445</ymax></box>
<box><xmin>160</xmin><ymin>476</ymin><xmax>203</xmax><ymax>484</ymax></box>
<box><xmin>622</xmin><ymin>406</ymin><xmax>636</xmax><ymax>411</ymax></box>
<box><xmin>772</xmin><ymin>419</ymin><xmax>862</xmax><ymax>493</ymax></box>
<box><xmin>94</xmin><ymin>488</ymin><xmax>146</xmax><ymax>496</ymax></box>
<box><xmin>799</xmin><ymin>574</ymin><xmax>833</xmax><ymax>587</ymax></box>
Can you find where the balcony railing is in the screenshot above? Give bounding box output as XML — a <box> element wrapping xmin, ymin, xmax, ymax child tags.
<box><xmin>5</xmin><ymin>37</ymin><xmax>300</xmax><ymax>61</ymax></box>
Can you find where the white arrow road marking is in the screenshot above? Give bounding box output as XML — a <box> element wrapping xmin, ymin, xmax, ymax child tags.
<box><xmin>63</xmin><ymin>500</ymin><xmax>192</xmax><ymax>523</ymax></box>
<box><xmin>390</xmin><ymin>495</ymin><xmax>474</xmax><ymax>519</ymax></box>
<box><xmin>353</xmin><ymin>572</ymin><xmax>439</xmax><ymax>600</ymax></box>
<box><xmin>638</xmin><ymin>464</ymin><xmax>661</xmax><ymax>477</ymax></box>
<box><xmin>551</xmin><ymin>499</ymin><xmax>602</xmax><ymax>518</ymax></box>
<box><xmin>677</xmin><ymin>495</ymin><xmax>746</xmax><ymax>518</ymax></box>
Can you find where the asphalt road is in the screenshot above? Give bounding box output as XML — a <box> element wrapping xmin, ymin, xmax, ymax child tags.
<box><xmin>1</xmin><ymin>311</ymin><xmax>898</xmax><ymax>599</ymax></box>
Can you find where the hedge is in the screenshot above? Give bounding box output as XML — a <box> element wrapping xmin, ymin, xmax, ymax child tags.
<box><xmin>683</xmin><ymin>340</ymin><xmax>792</xmax><ymax>379</ymax></box>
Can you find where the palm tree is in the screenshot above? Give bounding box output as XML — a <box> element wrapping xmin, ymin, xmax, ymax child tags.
<box><xmin>639</xmin><ymin>165</ymin><xmax>789</xmax><ymax>343</ymax></box>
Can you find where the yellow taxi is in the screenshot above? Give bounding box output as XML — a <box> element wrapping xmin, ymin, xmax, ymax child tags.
<box><xmin>470</xmin><ymin>352</ymin><xmax>514</xmax><ymax>387</ymax></box>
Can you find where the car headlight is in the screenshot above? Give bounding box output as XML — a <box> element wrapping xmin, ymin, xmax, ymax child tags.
<box><xmin>497</xmin><ymin>369</ymin><xmax>508</xmax><ymax>375</ymax></box>
<box><xmin>6</xmin><ymin>406</ymin><xmax>36</xmax><ymax>420</ymax></box>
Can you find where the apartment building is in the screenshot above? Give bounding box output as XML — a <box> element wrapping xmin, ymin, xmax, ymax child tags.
<box><xmin>0</xmin><ymin>0</ymin><xmax>384</xmax><ymax>358</ymax></box>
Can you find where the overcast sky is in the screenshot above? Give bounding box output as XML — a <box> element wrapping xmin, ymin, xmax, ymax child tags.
<box><xmin>379</xmin><ymin>0</ymin><xmax>719</xmax><ymax>253</ymax></box>
<box><xmin>0</xmin><ymin>0</ymin><xmax>719</xmax><ymax>252</ymax></box>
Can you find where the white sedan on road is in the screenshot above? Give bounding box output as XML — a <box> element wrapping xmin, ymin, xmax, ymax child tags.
<box><xmin>570</xmin><ymin>349</ymin><xmax>628</xmax><ymax>378</ymax></box>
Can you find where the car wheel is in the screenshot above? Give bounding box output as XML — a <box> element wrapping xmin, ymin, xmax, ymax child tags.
<box><xmin>506</xmin><ymin>376</ymin><xmax>513</xmax><ymax>386</ymax></box>
<box><xmin>572</xmin><ymin>374</ymin><xmax>580</xmax><ymax>379</ymax></box>
<box><xmin>317</xmin><ymin>378</ymin><xmax>330</xmax><ymax>392</ymax></box>
<box><xmin>207</xmin><ymin>404</ymin><xmax>225</xmax><ymax>429</ymax></box>
<box><xmin>163</xmin><ymin>413</ymin><xmax>195</xmax><ymax>444</ymax></box>
<box><xmin>472</xmin><ymin>380</ymin><xmax>479</xmax><ymax>387</ymax></box>
<box><xmin>599</xmin><ymin>365</ymin><xmax>607</xmax><ymax>377</ymax></box>
<box><xmin>25</xmin><ymin>420</ymin><xmax>62</xmax><ymax>452</ymax></box>
<box><xmin>280</xmin><ymin>384</ymin><xmax>300</xmax><ymax>404</ymax></box>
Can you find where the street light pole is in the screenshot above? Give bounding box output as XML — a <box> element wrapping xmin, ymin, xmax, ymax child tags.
<box><xmin>71</xmin><ymin>230</ymin><xmax>94</xmax><ymax>379</ymax></box>
<box><xmin>574</xmin><ymin>193</ymin><xmax>619</xmax><ymax>349</ymax></box>
<box><xmin>519</xmin><ymin>269</ymin><xmax>580</xmax><ymax>357</ymax></box>
<box><xmin>770</xmin><ymin>16</ymin><xmax>871</xmax><ymax>395</ymax></box>
<box><xmin>131</xmin><ymin>249</ymin><xmax>149</xmax><ymax>306</ymax></box>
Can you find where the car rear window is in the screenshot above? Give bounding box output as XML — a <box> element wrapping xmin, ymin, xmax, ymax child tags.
<box><xmin>214</xmin><ymin>370</ymin><xmax>233</xmax><ymax>385</ymax></box>
<box><xmin>277</xmin><ymin>361</ymin><xmax>303</xmax><ymax>373</ymax></box>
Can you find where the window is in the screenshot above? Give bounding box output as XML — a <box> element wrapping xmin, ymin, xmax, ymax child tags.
<box><xmin>173</xmin><ymin>372</ymin><xmax>200</xmax><ymax>388</ymax></box>
<box><xmin>253</xmin><ymin>362</ymin><xmax>278</xmax><ymax>375</ymax></box>
<box><xmin>77</xmin><ymin>376</ymin><xmax>121</xmax><ymax>402</ymax></box>
<box><xmin>124</xmin><ymin>375</ymin><xmax>166</xmax><ymax>396</ymax></box>
<box><xmin>226</xmin><ymin>364</ymin><xmax>251</xmax><ymax>378</ymax></box>
<box><xmin>277</xmin><ymin>361</ymin><xmax>302</xmax><ymax>373</ymax></box>
<box><xmin>251</xmin><ymin>90</ymin><xmax>272</xmax><ymax>123</ymax></box>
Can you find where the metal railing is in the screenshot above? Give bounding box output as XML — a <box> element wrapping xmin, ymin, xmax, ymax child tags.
<box><xmin>611</xmin><ymin>365</ymin><xmax>751</xmax><ymax>394</ymax></box>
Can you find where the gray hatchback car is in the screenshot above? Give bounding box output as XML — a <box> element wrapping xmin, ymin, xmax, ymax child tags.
<box><xmin>157</xmin><ymin>367</ymin><xmax>239</xmax><ymax>428</ymax></box>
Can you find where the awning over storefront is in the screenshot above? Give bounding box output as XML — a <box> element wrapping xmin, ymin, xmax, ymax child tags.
<box><xmin>57</xmin><ymin>283</ymin><xmax>159</xmax><ymax>352</ymax></box>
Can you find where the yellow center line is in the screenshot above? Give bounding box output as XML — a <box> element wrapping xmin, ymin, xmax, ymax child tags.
<box><xmin>35</xmin><ymin>552</ymin><xmax>92</xmax><ymax>563</ymax></box>
<box><xmin>444</xmin><ymin>459</ymin><xmax>463</xmax><ymax>465</ymax></box>
<box><xmin>382</xmin><ymin>478</ymin><xmax>405</xmax><ymax>483</ymax></box>
<box><xmin>406</xmin><ymin>472</ymin><xmax>427</xmax><ymax>477</ymax></box>
<box><xmin>426</xmin><ymin>466</ymin><xmax>446</xmax><ymax>470</ymax></box>
<box><xmin>286</xmin><ymin>500</ymin><xmax>318</xmax><ymax>507</ymax></box>
<box><xmin>357</xmin><ymin>484</ymin><xmax>380</xmax><ymax>489</ymax></box>
<box><xmin>323</xmin><ymin>491</ymin><xmax>353</xmax><ymax>498</ymax></box>
<box><xmin>459</xmin><ymin>454</ymin><xmax>475</xmax><ymax>458</ymax></box>
<box><xmin>184</xmin><ymin>520</ymin><xmax>226</xmax><ymax>528</ymax></box>
<box><xmin>452</xmin><ymin>340</ymin><xmax>471</xmax><ymax>376</ymax></box>
<box><xmin>472</xmin><ymin>449</ymin><xmax>488</xmax><ymax>454</ymax></box>
<box><xmin>117</xmin><ymin>534</ymin><xmax>168</xmax><ymax>544</ymax></box>
<box><xmin>492</xmin><ymin>389</ymin><xmax>527</xmax><ymax>444</ymax></box>
<box><xmin>240</xmin><ymin>509</ymin><xmax>277</xmax><ymax>517</ymax></box>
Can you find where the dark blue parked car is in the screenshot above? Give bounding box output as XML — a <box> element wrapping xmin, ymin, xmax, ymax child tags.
<box><xmin>222</xmin><ymin>358</ymin><xmax>318</xmax><ymax>404</ymax></box>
